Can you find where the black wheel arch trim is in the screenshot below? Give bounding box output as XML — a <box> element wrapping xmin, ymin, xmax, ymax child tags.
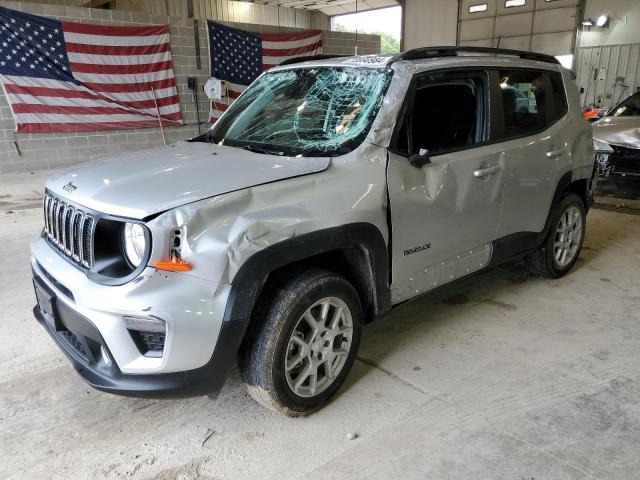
<box><xmin>205</xmin><ymin>222</ymin><xmax>391</xmax><ymax>397</ymax></box>
<box><xmin>223</xmin><ymin>222</ymin><xmax>391</xmax><ymax>326</ymax></box>
<box><xmin>490</xmin><ymin>171</ymin><xmax>587</xmax><ymax>266</ymax></box>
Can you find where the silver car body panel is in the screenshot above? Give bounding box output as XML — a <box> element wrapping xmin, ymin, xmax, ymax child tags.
<box><xmin>31</xmin><ymin>54</ymin><xmax>593</xmax><ymax>376</ymax></box>
<box><xmin>385</xmin><ymin>62</ymin><xmax>592</xmax><ymax>301</ymax></box>
<box><xmin>145</xmin><ymin>141</ymin><xmax>389</xmax><ymax>286</ymax></box>
<box><xmin>45</xmin><ymin>141</ymin><xmax>331</xmax><ymax>219</ymax></box>
<box><xmin>387</xmin><ymin>143</ymin><xmax>503</xmax><ymax>303</ymax></box>
<box><xmin>592</xmin><ymin>116</ymin><xmax>640</xmax><ymax>149</ymax></box>
<box><xmin>497</xmin><ymin>70</ymin><xmax>593</xmax><ymax>236</ymax></box>
<box><xmin>32</xmin><ymin>238</ymin><xmax>232</xmax><ymax>374</ymax></box>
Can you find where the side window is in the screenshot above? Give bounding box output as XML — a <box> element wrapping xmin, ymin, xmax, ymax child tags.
<box><xmin>497</xmin><ymin>69</ymin><xmax>547</xmax><ymax>139</ymax></box>
<box><xmin>393</xmin><ymin>72</ymin><xmax>487</xmax><ymax>156</ymax></box>
<box><xmin>550</xmin><ymin>72</ymin><xmax>568</xmax><ymax>121</ymax></box>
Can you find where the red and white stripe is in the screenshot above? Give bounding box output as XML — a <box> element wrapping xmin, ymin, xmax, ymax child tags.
<box><xmin>210</xmin><ymin>81</ymin><xmax>247</xmax><ymax>123</ymax></box>
<box><xmin>209</xmin><ymin>29</ymin><xmax>321</xmax><ymax>123</ymax></box>
<box><xmin>261</xmin><ymin>30</ymin><xmax>322</xmax><ymax>70</ymax></box>
<box><xmin>4</xmin><ymin>22</ymin><xmax>181</xmax><ymax>133</ymax></box>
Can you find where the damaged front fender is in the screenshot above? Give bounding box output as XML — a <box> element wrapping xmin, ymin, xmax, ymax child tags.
<box><xmin>145</xmin><ymin>143</ymin><xmax>391</xmax><ymax>301</ymax></box>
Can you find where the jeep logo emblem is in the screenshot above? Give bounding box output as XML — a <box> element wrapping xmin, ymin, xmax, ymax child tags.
<box><xmin>62</xmin><ymin>182</ymin><xmax>77</xmax><ymax>194</ymax></box>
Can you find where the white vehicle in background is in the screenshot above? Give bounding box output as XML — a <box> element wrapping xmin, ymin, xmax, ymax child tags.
<box><xmin>32</xmin><ymin>47</ymin><xmax>595</xmax><ymax>416</ymax></box>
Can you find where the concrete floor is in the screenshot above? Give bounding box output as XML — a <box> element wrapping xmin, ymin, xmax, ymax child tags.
<box><xmin>1</xmin><ymin>170</ymin><xmax>640</xmax><ymax>480</ymax></box>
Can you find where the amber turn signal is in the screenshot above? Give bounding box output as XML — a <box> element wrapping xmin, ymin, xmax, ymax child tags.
<box><xmin>154</xmin><ymin>260</ymin><xmax>193</xmax><ymax>272</ymax></box>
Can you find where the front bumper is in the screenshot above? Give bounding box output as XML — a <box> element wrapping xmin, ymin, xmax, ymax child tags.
<box><xmin>31</xmin><ymin>236</ymin><xmax>243</xmax><ymax>398</ymax></box>
<box><xmin>597</xmin><ymin>145</ymin><xmax>640</xmax><ymax>178</ymax></box>
<box><xmin>32</xmin><ymin>284</ymin><xmax>242</xmax><ymax>397</ymax></box>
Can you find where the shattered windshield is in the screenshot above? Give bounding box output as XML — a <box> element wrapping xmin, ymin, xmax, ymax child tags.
<box><xmin>204</xmin><ymin>67</ymin><xmax>392</xmax><ymax>157</ymax></box>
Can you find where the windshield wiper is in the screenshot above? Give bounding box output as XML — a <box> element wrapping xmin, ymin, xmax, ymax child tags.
<box><xmin>239</xmin><ymin>144</ymin><xmax>285</xmax><ymax>156</ymax></box>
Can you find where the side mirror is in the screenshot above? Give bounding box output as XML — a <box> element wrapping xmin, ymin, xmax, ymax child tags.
<box><xmin>408</xmin><ymin>148</ymin><xmax>431</xmax><ymax>168</ymax></box>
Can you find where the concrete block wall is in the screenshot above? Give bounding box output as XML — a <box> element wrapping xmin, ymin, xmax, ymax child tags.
<box><xmin>0</xmin><ymin>1</ymin><xmax>380</xmax><ymax>173</ymax></box>
<box><xmin>321</xmin><ymin>30</ymin><xmax>381</xmax><ymax>56</ymax></box>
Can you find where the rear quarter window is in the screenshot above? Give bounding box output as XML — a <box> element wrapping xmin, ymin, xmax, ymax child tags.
<box><xmin>550</xmin><ymin>71</ymin><xmax>568</xmax><ymax>121</ymax></box>
<box><xmin>496</xmin><ymin>69</ymin><xmax>548</xmax><ymax>140</ymax></box>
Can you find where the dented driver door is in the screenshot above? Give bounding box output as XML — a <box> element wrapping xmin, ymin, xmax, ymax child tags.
<box><xmin>387</xmin><ymin>146</ymin><xmax>505</xmax><ymax>304</ymax></box>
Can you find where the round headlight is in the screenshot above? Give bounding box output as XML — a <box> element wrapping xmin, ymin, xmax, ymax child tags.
<box><xmin>123</xmin><ymin>223</ymin><xmax>146</xmax><ymax>267</ymax></box>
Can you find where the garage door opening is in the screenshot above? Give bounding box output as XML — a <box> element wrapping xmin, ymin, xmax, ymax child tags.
<box><xmin>331</xmin><ymin>6</ymin><xmax>401</xmax><ymax>54</ymax></box>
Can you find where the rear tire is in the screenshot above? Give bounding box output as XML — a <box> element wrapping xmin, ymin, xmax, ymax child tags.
<box><xmin>525</xmin><ymin>193</ymin><xmax>586</xmax><ymax>278</ymax></box>
<box><xmin>239</xmin><ymin>269</ymin><xmax>362</xmax><ymax>416</ymax></box>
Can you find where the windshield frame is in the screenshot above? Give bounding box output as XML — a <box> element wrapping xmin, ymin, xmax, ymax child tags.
<box><xmin>202</xmin><ymin>65</ymin><xmax>394</xmax><ymax>158</ymax></box>
<box><xmin>610</xmin><ymin>91</ymin><xmax>640</xmax><ymax>117</ymax></box>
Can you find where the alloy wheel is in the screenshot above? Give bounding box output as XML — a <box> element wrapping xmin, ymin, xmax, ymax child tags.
<box><xmin>553</xmin><ymin>205</ymin><xmax>583</xmax><ymax>267</ymax></box>
<box><xmin>284</xmin><ymin>297</ymin><xmax>353</xmax><ymax>398</ymax></box>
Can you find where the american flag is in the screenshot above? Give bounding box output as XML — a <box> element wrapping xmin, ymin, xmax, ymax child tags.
<box><xmin>207</xmin><ymin>21</ymin><xmax>321</xmax><ymax>122</ymax></box>
<box><xmin>0</xmin><ymin>5</ymin><xmax>182</xmax><ymax>133</ymax></box>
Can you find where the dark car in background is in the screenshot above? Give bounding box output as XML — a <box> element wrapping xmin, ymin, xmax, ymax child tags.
<box><xmin>593</xmin><ymin>91</ymin><xmax>640</xmax><ymax>180</ymax></box>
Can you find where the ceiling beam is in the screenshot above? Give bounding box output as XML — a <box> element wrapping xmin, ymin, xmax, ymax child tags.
<box><xmin>253</xmin><ymin>0</ymin><xmax>400</xmax><ymax>15</ymax></box>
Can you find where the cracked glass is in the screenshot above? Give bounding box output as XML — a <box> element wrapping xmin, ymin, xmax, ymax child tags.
<box><xmin>204</xmin><ymin>66</ymin><xmax>392</xmax><ymax>157</ymax></box>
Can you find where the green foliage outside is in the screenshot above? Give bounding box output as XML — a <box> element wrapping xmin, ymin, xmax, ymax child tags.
<box><xmin>333</xmin><ymin>24</ymin><xmax>400</xmax><ymax>54</ymax></box>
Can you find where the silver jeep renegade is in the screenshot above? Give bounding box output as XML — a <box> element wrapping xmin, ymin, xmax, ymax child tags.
<box><xmin>31</xmin><ymin>47</ymin><xmax>596</xmax><ymax>416</ymax></box>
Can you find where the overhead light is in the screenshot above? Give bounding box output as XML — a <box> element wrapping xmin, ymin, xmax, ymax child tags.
<box><xmin>469</xmin><ymin>4</ymin><xmax>488</xmax><ymax>13</ymax></box>
<box><xmin>582</xmin><ymin>15</ymin><xmax>609</xmax><ymax>28</ymax></box>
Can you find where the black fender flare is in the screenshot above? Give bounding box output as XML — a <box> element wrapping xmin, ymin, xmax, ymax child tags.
<box><xmin>201</xmin><ymin>223</ymin><xmax>390</xmax><ymax>397</ymax></box>
<box><xmin>547</xmin><ymin>171</ymin><xmax>574</xmax><ymax>226</ymax></box>
<box><xmin>223</xmin><ymin>222</ymin><xmax>390</xmax><ymax>325</ymax></box>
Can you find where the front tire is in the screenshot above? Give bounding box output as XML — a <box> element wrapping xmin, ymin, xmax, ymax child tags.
<box><xmin>239</xmin><ymin>269</ymin><xmax>362</xmax><ymax>416</ymax></box>
<box><xmin>525</xmin><ymin>193</ymin><xmax>586</xmax><ymax>278</ymax></box>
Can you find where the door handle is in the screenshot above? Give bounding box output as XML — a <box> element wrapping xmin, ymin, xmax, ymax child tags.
<box><xmin>473</xmin><ymin>164</ymin><xmax>501</xmax><ymax>178</ymax></box>
<box><xmin>546</xmin><ymin>148</ymin><xmax>564</xmax><ymax>159</ymax></box>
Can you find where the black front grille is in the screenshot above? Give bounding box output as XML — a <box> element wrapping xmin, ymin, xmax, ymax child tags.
<box><xmin>129</xmin><ymin>330</ymin><xmax>165</xmax><ymax>357</ymax></box>
<box><xmin>64</xmin><ymin>208</ymin><xmax>73</xmax><ymax>251</ymax></box>
<box><xmin>43</xmin><ymin>193</ymin><xmax>95</xmax><ymax>269</ymax></box>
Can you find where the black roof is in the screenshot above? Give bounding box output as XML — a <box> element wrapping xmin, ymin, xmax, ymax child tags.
<box><xmin>392</xmin><ymin>46</ymin><xmax>560</xmax><ymax>64</ymax></box>
<box><xmin>277</xmin><ymin>46</ymin><xmax>560</xmax><ymax>68</ymax></box>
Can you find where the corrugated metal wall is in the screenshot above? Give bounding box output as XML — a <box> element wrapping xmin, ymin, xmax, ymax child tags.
<box><xmin>458</xmin><ymin>0</ymin><xmax>580</xmax><ymax>56</ymax></box>
<box><xmin>575</xmin><ymin>44</ymin><xmax>640</xmax><ymax>108</ymax></box>
<box><xmin>33</xmin><ymin>0</ymin><xmax>330</xmax><ymax>29</ymax></box>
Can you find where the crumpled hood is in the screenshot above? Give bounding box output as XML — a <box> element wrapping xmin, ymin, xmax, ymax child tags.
<box><xmin>46</xmin><ymin>141</ymin><xmax>330</xmax><ymax>219</ymax></box>
<box><xmin>592</xmin><ymin>116</ymin><xmax>640</xmax><ymax>149</ymax></box>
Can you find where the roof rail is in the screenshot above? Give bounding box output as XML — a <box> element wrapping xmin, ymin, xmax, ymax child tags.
<box><xmin>278</xmin><ymin>54</ymin><xmax>349</xmax><ymax>66</ymax></box>
<box><xmin>391</xmin><ymin>46</ymin><xmax>560</xmax><ymax>65</ymax></box>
